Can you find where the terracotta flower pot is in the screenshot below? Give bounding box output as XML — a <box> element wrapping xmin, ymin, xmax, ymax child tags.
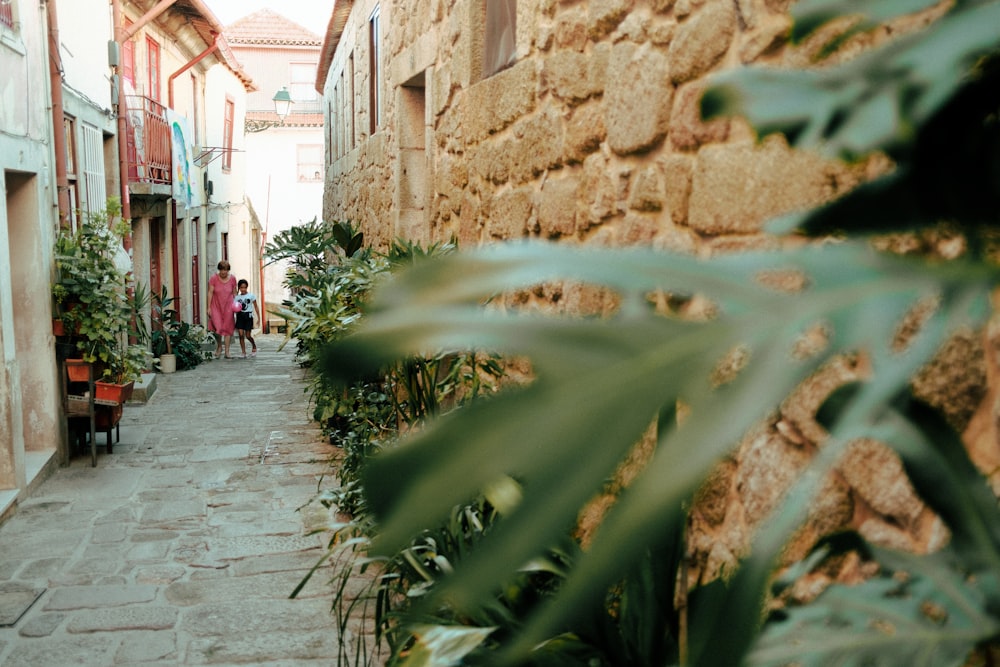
<box><xmin>95</xmin><ymin>403</ymin><xmax>123</xmax><ymax>429</ymax></box>
<box><xmin>66</xmin><ymin>360</ymin><xmax>90</xmax><ymax>383</ymax></box>
<box><xmin>95</xmin><ymin>380</ymin><xmax>134</xmax><ymax>404</ymax></box>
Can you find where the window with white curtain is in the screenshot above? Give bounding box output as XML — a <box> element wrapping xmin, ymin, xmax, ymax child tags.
<box><xmin>484</xmin><ymin>0</ymin><xmax>517</xmax><ymax>77</ymax></box>
<box><xmin>289</xmin><ymin>62</ymin><xmax>318</xmax><ymax>101</ymax></box>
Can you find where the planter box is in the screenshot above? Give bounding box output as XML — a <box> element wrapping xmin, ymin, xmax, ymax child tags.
<box><xmin>66</xmin><ymin>360</ymin><xmax>90</xmax><ymax>383</ymax></box>
<box><xmin>95</xmin><ymin>403</ymin><xmax>123</xmax><ymax>429</ymax></box>
<box><xmin>95</xmin><ymin>380</ymin><xmax>134</xmax><ymax>404</ymax></box>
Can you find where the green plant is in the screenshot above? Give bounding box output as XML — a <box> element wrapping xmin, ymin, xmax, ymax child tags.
<box><xmin>103</xmin><ymin>342</ymin><xmax>150</xmax><ymax>385</ymax></box>
<box><xmin>148</xmin><ymin>285</ymin><xmax>211</xmax><ymax>370</ymax></box>
<box><xmin>53</xmin><ymin>197</ymin><xmax>144</xmax><ymax>382</ymax></box>
<box><xmin>151</xmin><ymin>319</ymin><xmax>211</xmax><ymax>371</ymax></box>
<box><xmin>150</xmin><ymin>285</ymin><xmax>178</xmax><ymax>356</ymax></box>
<box><xmin>316</xmin><ymin>0</ymin><xmax>1000</xmax><ymax>665</ymax></box>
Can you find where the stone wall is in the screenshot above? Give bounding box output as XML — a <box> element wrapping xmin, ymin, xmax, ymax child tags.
<box><xmin>322</xmin><ymin>0</ymin><xmax>992</xmax><ymax>588</ymax></box>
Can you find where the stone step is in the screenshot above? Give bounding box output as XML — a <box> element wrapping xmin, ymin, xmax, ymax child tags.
<box><xmin>128</xmin><ymin>372</ymin><xmax>157</xmax><ymax>404</ymax></box>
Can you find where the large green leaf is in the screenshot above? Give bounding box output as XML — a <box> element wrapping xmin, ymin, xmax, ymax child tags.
<box><xmin>789</xmin><ymin>0</ymin><xmax>949</xmax><ymax>44</ymax></box>
<box><xmin>321</xmin><ymin>240</ymin><xmax>996</xmax><ymax>664</ymax></box>
<box><xmin>703</xmin><ymin>1</ymin><xmax>1000</xmax><ymax>162</ymax></box>
<box><xmin>749</xmin><ymin>547</ymin><xmax>1000</xmax><ymax>667</ymax></box>
<box><xmin>704</xmin><ymin>0</ymin><xmax>1000</xmax><ymax>236</ymax></box>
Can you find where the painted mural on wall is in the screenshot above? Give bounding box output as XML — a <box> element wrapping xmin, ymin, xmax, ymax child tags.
<box><xmin>167</xmin><ymin>110</ymin><xmax>201</xmax><ymax>209</ymax></box>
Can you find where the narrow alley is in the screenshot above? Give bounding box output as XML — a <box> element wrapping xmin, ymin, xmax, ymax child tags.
<box><xmin>0</xmin><ymin>334</ymin><xmax>348</xmax><ymax>665</ymax></box>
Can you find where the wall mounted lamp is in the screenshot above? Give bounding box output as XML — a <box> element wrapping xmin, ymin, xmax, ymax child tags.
<box><xmin>245</xmin><ymin>87</ymin><xmax>295</xmax><ymax>133</ymax></box>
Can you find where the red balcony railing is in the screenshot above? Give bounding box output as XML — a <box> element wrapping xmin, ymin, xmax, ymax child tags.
<box><xmin>0</xmin><ymin>3</ymin><xmax>13</xmax><ymax>29</ymax></box>
<box><xmin>124</xmin><ymin>95</ymin><xmax>171</xmax><ymax>185</ymax></box>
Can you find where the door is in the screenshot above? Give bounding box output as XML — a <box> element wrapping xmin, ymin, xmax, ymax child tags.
<box><xmin>191</xmin><ymin>218</ymin><xmax>201</xmax><ymax>324</ymax></box>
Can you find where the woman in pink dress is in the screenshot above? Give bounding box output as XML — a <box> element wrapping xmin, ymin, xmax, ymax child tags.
<box><xmin>207</xmin><ymin>260</ymin><xmax>237</xmax><ymax>359</ymax></box>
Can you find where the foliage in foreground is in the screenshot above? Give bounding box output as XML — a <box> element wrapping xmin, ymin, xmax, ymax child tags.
<box><xmin>317</xmin><ymin>0</ymin><xmax>1000</xmax><ymax>664</ymax></box>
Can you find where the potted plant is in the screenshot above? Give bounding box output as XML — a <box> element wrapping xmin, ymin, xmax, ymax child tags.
<box><xmin>151</xmin><ymin>286</ymin><xmax>177</xmax><ymax>373</ymax></box>
<box><xmin>95</xmin><ymin>341</ymin><xmax>149</xmax><ymax>403</ymax></box>
<box><xmin>52</xmin><ymin>197</ymin><xmax>146</xmax><ymax>393</ymax></box>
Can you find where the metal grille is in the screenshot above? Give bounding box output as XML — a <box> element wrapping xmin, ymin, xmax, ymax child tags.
<box><xmin>124</xmin><ymin>95</ymin><xmax>171</xmax><ymax>184</ymax></box>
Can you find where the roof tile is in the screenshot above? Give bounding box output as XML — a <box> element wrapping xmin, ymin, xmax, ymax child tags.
<box><xmin>225</xmin><ymin>9</ymin><xmax>323</xmax><ymax>46</ymax></box>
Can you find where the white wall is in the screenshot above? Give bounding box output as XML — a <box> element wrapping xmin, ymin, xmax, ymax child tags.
<box><xmin>245</xmin><ymin>125</ymin><xmax>323</xmax><ymax>316</ymax></box>
<box><xmin>58</xmin><ymin>0</ymin><xmax>115</xmax><ymax>113</ymax></box>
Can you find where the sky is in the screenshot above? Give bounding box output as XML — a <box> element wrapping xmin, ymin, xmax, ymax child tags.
<box><xmin>201</xmin><ymin>0</ymin><xmax>334</xmax><ymax>32</ymax></box>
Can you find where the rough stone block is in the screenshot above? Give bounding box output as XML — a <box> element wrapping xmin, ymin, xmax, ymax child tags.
<box><xmin>537</xmin><ymin>175</ymin><xmax>581</xmax><ymax>237</ymax></box>
<box><xmin>544</xmin><ymin>50</ymin><xmax>599</xmax><ymax>102</ymax></box>
<box><xmin>507</xmin><ymin>109</ymin><xmax>567</xmax><ymax>183</ymax></box>
<box><xmin>565</xmin><ymin>101</ymin><xmax>606</xmax><ymax>163</ymax></box>
<box><xmin>662</xmin><ymin>154</ymin><xmax>693</xmax><ymax>225</ymax></box>
<box><xmin>65</xmin><ymin>605</ymin><xmax>178</xmax><ymax>633</ymax></box>
<box><xmin>670</xmin><ymin>80</ymin><xmax>730</xmax><ymax>150</ymax></box>
<box><xmin>44</xmin><ymin>584</ymin><xmax>157</xmax><ymax>611</ymax></box>
<box><xmin>463</xmin><ymin>60</ymin><xmax>537</xmax><ymax>144</ymax></box>
<box><xmin>487</xmin><ymin>187</ymin><xmax>534</xmax><ymax>239</ymax></box>
<box><xmin>590</xmin><ymin>0</ymin><xmax>635</xmax><ymax>38</ymax></box>
<box><xmin>605</xmin><ymin>42</ymin><xmax>672</xmax><ymax>155</ymax></box>
<box><xmin>628</xmin><ymin>165</ymin><xmax>666</xmax><ymax>211</ymax></box>
<box><xmin>669</xmin><ymin>0</ymin><xmax>737</xmax><ymax>84</ymax></box>
<box><xmin>688</xmin><ymin>137</ymin><xmax>857</xmax><ymax>234</ymax></box>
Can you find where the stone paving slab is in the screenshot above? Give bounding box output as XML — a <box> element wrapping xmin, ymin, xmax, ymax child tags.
<box><xmin>0</xmin><ymin>336</ymin><xmax>352</xmax><ymax>665</ymax></box>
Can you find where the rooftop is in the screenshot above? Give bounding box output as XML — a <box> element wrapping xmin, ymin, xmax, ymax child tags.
<box><xmin>225</xmin><ymin>9</ymin><xmax>323</xmax><ymax>46</ymax></box>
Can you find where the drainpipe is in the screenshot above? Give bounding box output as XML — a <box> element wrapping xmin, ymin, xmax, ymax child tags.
<box><xmin>111</xmin><ymin>0</ymin><xmax>131</xmax><ymax>242</ymax></box>
<box><xmin>167</xmin><ymin>35</ymin><xmax>218</xmax><ymax>109</ymax></box>
<box><xmin>46</xmin><ymin>0</ymin><xmax>70</xmax><ymax>228</ymax></box>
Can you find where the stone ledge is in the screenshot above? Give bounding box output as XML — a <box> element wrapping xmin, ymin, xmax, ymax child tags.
<box><xmin>128</xmin><ymin>373</ymin><xmax>157</xmax><ymax>404</ymax></box>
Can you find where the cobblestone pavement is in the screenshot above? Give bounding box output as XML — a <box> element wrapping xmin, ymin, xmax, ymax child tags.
<box><xmin>0</xmin><ymin>334</ymin><xmax>350</xmax><ymax>665</ymax></box>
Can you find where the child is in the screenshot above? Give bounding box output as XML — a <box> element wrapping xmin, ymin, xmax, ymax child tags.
<box><xmin>234</xmin><ymin>279</ymin><xmax>261</xmax><ymax>358</ymax></box>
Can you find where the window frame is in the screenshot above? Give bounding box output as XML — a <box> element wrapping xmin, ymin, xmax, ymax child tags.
<box><xmin>222</xmin><ymin>96</ymin><xmax>235</xmax><ymax>171</ymax></box>
<box><xmin>483</xmin><ymin>0</ymin><xmax>517</xmax><ymax>79</ymax></box>
<box><xmin>368</xmin><ymin>5</ymin><xmax>382</xmax><ymax>134</ymax></box>
<box><xmin>0</xmin><ymin>1</ymin><xmax>14</xmax><ymax>30</ymax></box>
<box><xmin>121</xmin><ymin>19</ymin><xmax>135</xmax><ymax>86</ymax></box>
<box><xmin>296</xmin><ymin>143</ymin><xmax>324</xmax><ymax>182</ymax></box>
<box><xmin>289</xmin><ymin>61</ymin><xmax>319</xmax><ymax>102</ymax></box>
<box><xmin>146</xmin><ymin>36</ymin><xmax>161</xmax><ymax>101</ymax></box>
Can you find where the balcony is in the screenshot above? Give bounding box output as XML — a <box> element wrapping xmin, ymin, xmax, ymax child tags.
<box><xmin>124</xmin><ymin>95</ymin><xmax>171</xmax><ymax>189</ymax></box>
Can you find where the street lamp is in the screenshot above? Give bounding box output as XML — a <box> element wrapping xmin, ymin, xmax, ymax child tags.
<box><xmin>244</xmin><ymin>87</ymin><xmax>295</xmax><ymax>133</ymax></box>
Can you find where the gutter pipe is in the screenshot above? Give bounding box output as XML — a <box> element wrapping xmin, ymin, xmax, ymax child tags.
<box><xmin>45</xmin><ymin>0</ymin><xmax>70</xmax><ymax>228</ymax></box>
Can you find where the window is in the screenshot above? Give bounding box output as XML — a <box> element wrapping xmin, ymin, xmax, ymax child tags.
<box><xmin>338</xmin><ymin>71</ymin><xmax>345</xmax><ymax>157</ymax></box>
<box><xmin>326</xmin><ymin>97</ymin><xmax>334</xmax><ymax>164</ymax></box>
<box><xmin>80</xmin><ymin>122</ymin><xmax>107</xmax><ymax>218</ymax></box>
<box><xmin>190</xmin><ymin>73</ymin><xmax>200</xmax><ymax>145</ymax></box>
<box><xmin>297</xmin><ymin>144</ymin><xmax>323</xmax><ymax>182</ymax></box>
<box><xmin>483</xmin><ymin>0</ymin><xmax>517</xmax><ymax>78</ymax></box>
<box><xmin>121</xmin><ymin>20</ymin><xmax>135</xmax><ymax>86</ymax></box>
<box><xmin>289</xmin><ymin>62</ymin><xmax>318</xmax><ymax>102</ymax></box>
<box><xmin>222</xmin><ymin>97</ymin><xmax>234</xmax><ymax>171</ymax></box>
<box><xmin>348</xmin><ymin>53</ymin><xmax>356</xmax><ymax>149</ymax></box>
<box><xmin>147</xmin><ymin>36</ymin><xmax>160</xmax><ymax>101</ymax></box>
<box><xmin>334</xmin><ymin>80</ymin><xmax>344</xmax><ymax>162</ymax></box>
<box><xmin>368</xmin><ymin>5</ymin><xmax>382</xmax><ymax>134</ymax></box>
<box><xmin>0</xmin><ymin>1</ymin><xmax>14</xmax><ymax>29</ymax></box>
<box><xmin>484</xmin><ymin>0</ymin><xmax>517</xmax><ymax>78</ymax></box>
<box><xmin>63</xmin><ymin>117</ymin><xmax>80</xmax><ymax>229</ymax></box>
